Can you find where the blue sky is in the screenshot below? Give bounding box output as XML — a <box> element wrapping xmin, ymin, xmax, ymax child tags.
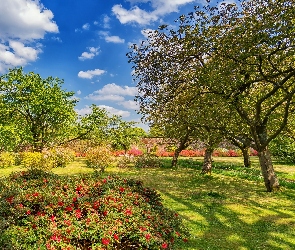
<box><xmin>0</xmin><ymin>0</ymin><xmax>208</xmax><ymax>130</ymax></box>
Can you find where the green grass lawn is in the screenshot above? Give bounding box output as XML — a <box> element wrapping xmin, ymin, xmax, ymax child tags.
<box><xmin>1</xmin><ymin>156</ymin><xmax>295</xmax><ymax>250</ymax></box>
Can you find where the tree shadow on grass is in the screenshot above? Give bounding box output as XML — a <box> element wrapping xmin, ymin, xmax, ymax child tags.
<box><xmin>160</xmin><ymin>183</ymin><xmax>295</xmax><ymax>250</ymax></box>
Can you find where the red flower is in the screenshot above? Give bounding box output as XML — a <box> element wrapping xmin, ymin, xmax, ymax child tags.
<box><xmin>75</xmin><ymin>209</ymin><xmax>82</xmax><ymax>219</ymax></box>
<box><xmin>76</xmin><ymin>185</ymin><xmax>83</xmax><ymax>192</ymax></box>
<box><xmin>26</xmin><ymin>210</ymin><xmax>31</xmax><ymax>215</ymax></box>
<box><xmin>73</xmin><ymin>197</ymin><xmax>77</xmax><ymax>202</ymax></box>
<box><xmin>162</xmin><ymin>242</ymin><xmax>168</xmax><ymax>249</ymax></box>
<box><xmin>93</xmin><ymin>201</ymin><xmax>100</xmax><ymax>209</ymax></box>
<box><xmin>119</xmin><ymin>187</ymin><xmax>125</xmax><ymax>192</ymax></box>
<box><xmin>183</xmin><ymin>238</ymin><xmax>188</xmax><ymax>242</ymax></box>
<box><xmin>125</xmin><ymin>208</ymin><xmax>132</xmax><ymax>216</ymax></box>
<box><xmin>103</xmin><ymin>211</ymin><xmax>108</xmax><ymax>216</ymax></box>
<box><xmin>32</xmin><ymin>192</ymin><xmax>39</xmax><ymax>197</ymax></box>
<box><xmin>32</xmin><ymin>224</ymin><xmax>37</xmax><ymax>229</ymax></box>
<box><xmin>102</xmin><ymin>238</ymin><xmax>110</xmax><ymax>245</ymax></box>
<box><xmin>145</xmin><ymin>234</ymin><xmax>151</xmax><ymax>241</ymax></box>
<box><xmin>65</xmin><ymin>206</ymin><xmax>73</xmax><ymax>212</ymax></box>
<box><xmin>102</xmin><ymin>179</ymin><xmax>107</xmax><ymax>183</ymax></box>
<box><xmin>50</xmin><ymin>215</ymin><xmax>56</xmax><ymax>222</ymax></box>
<box><xmin>176</xmin><ymin>231</ymin><xmax>181</xmax><ymax>237</ymax></box>
<box><xmin>113</xmin><ymin>234</ymin><xmax>119</xmax><ymax>241</ymax></box>
<box><xmin>6</xmin><ymin>196</ymin><xmax>14</xmax><ymax>204</ymax></box>
<box><xmin>51</xmin><ymin>234</ymin><xmax>61</xmax><ymax>242</ymax></box>
<box><xmin>58</xmin><ymin>201</ymin><xmax>64</xmax><ymax>207</ymax></box>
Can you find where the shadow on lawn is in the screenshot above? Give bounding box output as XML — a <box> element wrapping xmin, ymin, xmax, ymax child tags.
<box><xmin>160</xmin><ymin>182</ymin><xmax>295</xmax><ymax>250</ymax></box>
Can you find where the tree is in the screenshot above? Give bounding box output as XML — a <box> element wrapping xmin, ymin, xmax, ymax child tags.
<box><xmin>0</xmin><ymin>68</ymin><xmax>77</xmax><ymax>152</ymax></box>
<box><xmin>109</xmin><ymin>119</ymin><xmax>146</xmax><ymax>154</ymax></box>
<box><xmin>128</xmin><ymin>0</ymin><xmax>295</xmax><ymax>191</ymax></box>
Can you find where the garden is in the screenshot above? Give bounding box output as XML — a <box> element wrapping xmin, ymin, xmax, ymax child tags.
<box><xmin>1</xmin><ymin>149</ymin><xmax>295</xmax><ymax>249</ymax></box>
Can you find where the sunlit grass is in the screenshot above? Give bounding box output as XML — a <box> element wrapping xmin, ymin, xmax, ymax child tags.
<box><xmin>1</xmin><ymin>156</ymin><xmax>295</xmax><ymax>249</ymax></box>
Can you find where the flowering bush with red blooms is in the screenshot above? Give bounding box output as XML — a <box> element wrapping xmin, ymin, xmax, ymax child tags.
<box><xmin>0</xmin><ymin>170</ymin><xmax>189</xmax><ymax>249</ymax></box>
<box><xmin>127</xmin><ymin>148</ymin><xmax>143</xmax><ymax>157</ymax></box>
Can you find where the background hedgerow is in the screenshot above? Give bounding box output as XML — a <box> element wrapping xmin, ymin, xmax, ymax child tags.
<box><xmin>0</xmin><ymin>170</ymin><xmax>189</xmax><ymax>250</ymax></box>
<box><xmin>134</xmin><ymin>154</ymin><xmax>163</xmax><ymax>168</ymax></box>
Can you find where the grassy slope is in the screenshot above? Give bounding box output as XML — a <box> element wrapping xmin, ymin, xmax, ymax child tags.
<box><xmin>1</xmin><ymin>157</ymin><xmax>295</xmax><ymax>250</ymax></box>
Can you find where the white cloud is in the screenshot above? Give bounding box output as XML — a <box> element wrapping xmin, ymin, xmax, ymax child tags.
<box><xmin>94</xmin><ymin>83</ymin><xmax>138</xmax><ymax>96</ymax></box>
<box><xmin>118</xmin><ymin>100</ymin><xmax>139</xmax><ymax>110</ymax></box>
<box><xmin>99</xmin><ymin>105</ymin><xmax>130</xmax><ymax>117</ymax></box>
<box><xmin>0</xmin><ymin>0</ymin><xmax>58</xmax><ymax>72</ymax></box>
<box><xmin>78</xmin><ymin>47</ymin><xmax>100</xmax><ymax>60</ymax></box>
<box><xmin>82</xmin><ymin>23</ymin><xmax>90</xmax><ymax>30</ymax></box>
<box><xmin>78</xmin><ymin>69</ymin><xmax>106</xmax><ymax>79</ymax></box>
<box><xmin>99</xmin><ymin>31</ymin><xmax>125</xmax><ymax>44</ymax></box>
<box><xmin>103</xmin><ymin>15</ymin><xmax>111</xmax><ymax>29</ymax></box>
<box><xmin>85</xmin><ymin>94</ymin><xmax>125</xmax><ymax>101</ymax></box>
<box><xmin>112</xmin><ymin>0</ymin><xmax>196</xmax><ymax>25</ymax></box>
<box><xmin>112</xmin><ymin>5</ymin><xmax>157</xmax><ymax>25</ymax></box>
<box><xmin>75</xmin><ymin>106</ymin><xmax>92</xmax><ymax>116</ymax></box>
<box><xmin>77</xmin><ymin>90</ymin><xmax>82</xmax><ymax>95</ymax></box>
<box><xmin>76</xmin><ymin>105</ymin><xmax>130</xmax><ymax>118</ymax></box>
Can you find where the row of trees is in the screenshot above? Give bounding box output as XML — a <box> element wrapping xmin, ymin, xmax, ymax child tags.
<box><xmin>127</xmin><ymin>0</ymin><xmax>295</xmax><ymax>192</ymax></box>
<box><xmin>0</xmin><ymin>68</ymin><xmax>146</xmax><ymax>154</ymax></box>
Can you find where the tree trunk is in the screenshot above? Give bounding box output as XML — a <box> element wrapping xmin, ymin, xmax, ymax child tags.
<box><xmin>241</xmin><ymin>146</ymin><xmax>251</xmax><ymax>168</ymax></box>
<box><xmin>172</xmin><ymin>147</ymin><xmax>181</xmax><ymax>167</ymax></box>
<box><xmin>202</xmin><ymin>148</ymin><xmax>213</xmax><ymax>174</ymax></box>
<box><xmin>257</xmin><ymin>147</ymin><xmax>280</xmax><ymax>192</ymax></box>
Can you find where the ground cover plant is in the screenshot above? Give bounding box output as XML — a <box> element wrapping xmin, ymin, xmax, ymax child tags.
<box><xmin>1</xmin><ymin>157</ymin><xmax>295</xmax><ymax>249</ymax></box>
<box><xmin>0</xmin><ymin>169</ymin><xmax>189</xmax><ymax>250</ymax></box>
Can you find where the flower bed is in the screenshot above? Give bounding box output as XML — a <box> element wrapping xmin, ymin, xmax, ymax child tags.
<box><xmin>0</xmin><ymin>170</ymin><xmax>189</xmax><ymax>249</ymax></box>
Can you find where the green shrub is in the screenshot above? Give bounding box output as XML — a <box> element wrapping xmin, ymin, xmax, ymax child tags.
<box><xmin>0</xmin><ymin>152</ymin><xmax>16</xmax><ymax>168</ymax></box>
<box><xmin>85</xmin><ymin>146</ymin><xmax>114</xmax><ymax>172</ymax></box>
<box><xmin>0</xmin><ymin>170</ymin><xmax>189</xmax><ymax>249</ymax></box>
<box><xmin>21</xmin><ymin>152</ymin><xmax>45</xmax><ymax>170</ymax></box>
<box><xmin>117</xmin><ymin>155</ymin><xmax>135</xmax><ymax>168</ymax></box>
<box><xmin>44</xmin><ymin>147</ymin><xmax>76</xmax><ymax>168</ymax></box>
<box><xmin>134</xmin><ymin>154</ymin><xmax>163</xmax><ymax>168</ymax></box>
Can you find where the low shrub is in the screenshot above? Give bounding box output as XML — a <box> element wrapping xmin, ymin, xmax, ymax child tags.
<box><xmin>85</xmin><ymin>146</ymin><xmax>114</xmax><ymax>172</ymax></box>
<box><xmin>0</xmin><ymin>152</ymin><xmax>16</xmax><ymax>168</ymax></box>
<box><xmin>44</xmin><ymin>147</ymin><xmax>76</xmax><ymax>168</ymax></box>
<box><xmin>0</xmin><ymin>170</ymin><xmax>189</xmax><ymax>249</ymax></box>
<box><xmin>117</xmin><ymin>156</ymin><xmax>135</xmax><ymax>168</ymax></box>
<box><xmin>127</xmin><ymin>148</ymin><xmax>143</xmax><ymax>157</ymax></box>
<box><xmin>134</xmin><ymin>154</ymin><xmax>163</xmax><ymax>168</ymax></box>
<box><xmin>21</xmin><ymin>152</ymin><xmax>45</xmax><ymax>170</ymax></box>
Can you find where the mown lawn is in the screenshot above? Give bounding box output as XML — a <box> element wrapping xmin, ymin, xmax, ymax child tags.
<box><xmin>1</xmin><ymin>156</ymin><xmax>295</xmax><ymax>250</ymax></box>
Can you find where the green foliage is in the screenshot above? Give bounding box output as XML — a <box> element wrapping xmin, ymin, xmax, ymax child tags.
<box><xmin>21</xmin><ymin>152</ymin><xmax>44</xmax><ymax>170</ymax></box>
<box><xmin>0</xmin><ymin>170</ymin><xmax>189</xmax><ymax>249</ymax></box>
<box><xmin>85</xmin><ymin>146</ymin><xmax>114</xmax><ymax>172</ymax></box>
<box><xmin>134</xmin><ymin>154</ymin><xmax>163</xmax><ymax>168</ymax></box>
<box><xmin>269</xmin><ymin>135</ymin><xmax>295</xmax><ymax>163</ymax></box>
<box><xmin>0</xmin><ymin>67</ymin><xmax>77</xmax><ymax>152</ymax></box>
<box><xmin>0</xmin><ymin>152</ymin><xmax>16</xmax><ymax>168</ymax></box>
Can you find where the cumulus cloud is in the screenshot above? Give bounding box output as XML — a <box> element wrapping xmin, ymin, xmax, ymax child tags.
<box><xmin>0</xmin><ymin>0</ymin><xmax>58</xmax><ymax>72</ymax></box>
<box><xmin>78</xmin><ymin>69</ymin><xmax>106</xmax><ymax>79</ymax></box>
<box><xmin>82</xmin><ymin>23</ymin><xmax>90</xmax><ymax>30</ymax></box>
<box><xmin>103</xmin><ymin>15</ymin><xmax>111</xmax><ymax>29</ymax></box>
<box><xmin>77</xmin><ymin>90</ymin><xmax>82</xmax><ymax>95</ymax></box>
<box><xmin>95</xmin><ymin>83</ymin><xmax>138</xmax><ymax>96</ymax></box>
<box><xmin>99</xmin><ymin>31</ymin><xmax>125</xmax><ymax>44</ymax></box>
<box><xmin>75</xmin><ymin>106</ymin><xmax>92</xmax><ymax>116</ymax></box>
<box><xmin>118</xmin><ymin>100</ymin><xmax>139</xmax><ymax>110</ymax></box>
<box><xmin>85</xmin><ymin>94</ymin><xmax>125</xmax><ymax>102</ymax></box>
<box><xmin>112</xmin><ymin>0</ymin><xmax>196</xmax><ymax>25</ymax></box>
<box><xmin>99</xmin><ymin>105</ymin><xmax>130</xmax><ymax>117</ymax></box>
<box><xmin>78</xmin><ymin>47</ymin><xmax>100</xmax><ymax>60</ymax></box>
<box><xmin>76</xmin><ymin>105</ymin><xmax>130</xmax><ymax>118</ymax></box>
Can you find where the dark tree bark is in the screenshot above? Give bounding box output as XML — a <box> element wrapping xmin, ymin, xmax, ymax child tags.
<box><xmin>257</xmin><ymin>147</ymin><xmax>280</xmax><ymax>192</ymax></box>
<box><xmin>171</xmin><ymin>131</ymin><xmax>190</xmax><ymax>167</ymax></box>
<box><xmin>202</xmin><ymin>147</ymin><xmax>214</xmax><ymax>174</ymax></box>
